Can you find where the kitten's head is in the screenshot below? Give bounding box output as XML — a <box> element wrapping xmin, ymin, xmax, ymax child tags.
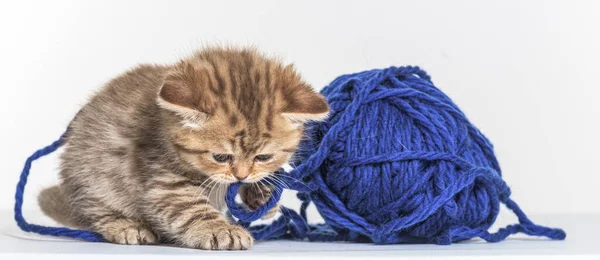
<box><xmin>157</xmin><ymin>47</ymin><xmax>329</xmax><ymax>184</ymax></box>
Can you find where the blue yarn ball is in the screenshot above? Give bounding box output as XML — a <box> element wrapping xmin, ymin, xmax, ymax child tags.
<box><xmin>295</xmin><ymin>66</ymin><xmax>512</xmax><ymax>244</ymax></box>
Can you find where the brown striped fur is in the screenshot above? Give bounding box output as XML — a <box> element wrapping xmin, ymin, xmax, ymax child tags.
<box><xmin>38</xmin><ymin>47</ymin><xmax>329</xmax><ymax>250</ymax></box>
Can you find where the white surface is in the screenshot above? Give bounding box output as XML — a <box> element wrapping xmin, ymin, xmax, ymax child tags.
<box><xmin>0</xmin><ymin>0</ymin><xmax>598</xmax><ymax>222</ymax></box>
<box><xmin>0</xmin><ymin>210</ymin><xmax>595</xmax><ymax>259</ymax></box>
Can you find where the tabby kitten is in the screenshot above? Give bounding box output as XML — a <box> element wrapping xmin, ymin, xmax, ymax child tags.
<box><xmin>38</xmin><ymin>47</ymin><xmax>329</xmax><ymax>250</ymax></box>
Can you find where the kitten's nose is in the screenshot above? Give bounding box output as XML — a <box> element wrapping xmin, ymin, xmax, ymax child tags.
<box><xmin>232</xmin><ymin>167</ymin><xmax>250</xmax><ymax>181</ymax></box>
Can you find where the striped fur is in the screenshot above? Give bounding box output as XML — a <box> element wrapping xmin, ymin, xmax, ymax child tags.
<box><xmin>38</xmin><ymin>47</ymin><xmax>329</xmax><ymax>250</ymax></box>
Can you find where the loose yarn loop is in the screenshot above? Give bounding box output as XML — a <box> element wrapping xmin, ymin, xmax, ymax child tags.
<box><xmin>226</xmin><ymin>66</ymin><xmax>566</xmax><ymax>244</ymax></box>
<box><xmin>14</xmin><ymin>66</ymin><xmax>566</xmax><ymax>245</ymax></box>
<box><xmin>14</xmin><ymin>134</ymin><xmax>105</xmax><ymax>242</ymax></box>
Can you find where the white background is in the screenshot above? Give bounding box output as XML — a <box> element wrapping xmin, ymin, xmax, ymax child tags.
<box><xmin>0</xmin><ymin>0</ymin><xmax>598</xmax><ymax>221</ymax></box>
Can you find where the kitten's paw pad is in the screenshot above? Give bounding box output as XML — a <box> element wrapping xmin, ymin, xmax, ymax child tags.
<box><xmin>197</xmin><ymin>225</ymin><xmax>253</xmax><ymax>250</ymax></box>
<box><xmin>103</xmin><ymin>220</ymin><xmax>158</xmax><ymax>245</ymax></box>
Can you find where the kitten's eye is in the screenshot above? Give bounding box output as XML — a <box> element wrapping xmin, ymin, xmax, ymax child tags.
<box><xmin>254</xmin><ymin>154</ymin><xmax>273</xmax><ymax>162</ymax></box>
<box><xmin>212</xmin><ymin>154</ymin><xmax>233</xmax><ymax>163</ymax></box>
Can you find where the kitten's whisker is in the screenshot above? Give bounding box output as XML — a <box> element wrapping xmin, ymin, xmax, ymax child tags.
<box><xmin>198</xmin><ymin>175</ymin><xmax>215</xmax><ymax>189</ymax></box>
<box><xmin>265</xmin><ymin>177</ymin><xmax>284</xmax><ymax>197</ymax></box>
<box><xmin>281</xmin><ymin>163</ymin><xmax>314</xmax><ymax>191</ymax></box>
<box><xmin>261</xmin><ymin>181</ymin><xmax>276</xmax><ymax>202</ymax></box>
<box><xmin>274</xmin><ymin>175</ymin><xmax>292</xmax><ymax>189</ymax></box>
<box><xmin>267</xmin><ymin>175</ymin><xmax>285</xmax><ymax>187</ymax></box>
<box><xmin>262</xmin><ymin>177</ymin><xmax>275</xmax><ymax>188</ymax></box>
<box><xmin>217</xmin><ymin>182</ymin><xmax>223</xmax><ymax>210</ymax></box>
<box><xmin>270</xmin><ymin>175</ymin><xmax>290</xmax><ymax>190</ymax></box>
<box><xmin>264</xmin><ymin>176</ymin><xmax>282</xmax><ymax>190</ymax></box>
<box><xmin>206</xmin><ymin>178</ymin><xmax>220</xmax><ymax>204</ymax></box>
<box><xmin>255</xmin><ymin>182</ymin><xmax>267</xmax><ymax>203</ymax></box>
<box><xmin>205</xmin><ymin>179</ymin><xmax>215</xmax><ymax>201</ymax></box>
<box><xmin>196</xmin><ymin>175</ymin><xmax>215</xmax><ymax>196</ymax></box>
<box><xmin>277</xmin><ymin>173</ymin><xmax>304</xmax><ymax>184</ymax></box>
<box><xmin>185</xmin><ymin>176</ymin><xmax>213</xmax><ymax>208</ymax></box>
<box><xmin>263</xmin><ymin>178</ymin><xmax>282</xmax><ymax>196</ymax></box>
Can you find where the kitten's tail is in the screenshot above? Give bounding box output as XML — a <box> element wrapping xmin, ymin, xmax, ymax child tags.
<box><xmin>38</xmin><ymin>185</ymin><xmax>82</xmax><ymax>229</ymax></box>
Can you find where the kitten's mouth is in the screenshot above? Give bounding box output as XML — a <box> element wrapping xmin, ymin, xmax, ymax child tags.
<box><xmin>208</xmin><ymin>172</ymin><xmax>272</xmax><ymax>185</ymax></box>
<box><xmin>239</xmin><ymin>172</ymin><xmax>272</xmax><ymax>184</ymax></box>
<box><xmin>212</xmin><ymin>176</ymin><xmax>238</xmax><ymax>184</ymax></box>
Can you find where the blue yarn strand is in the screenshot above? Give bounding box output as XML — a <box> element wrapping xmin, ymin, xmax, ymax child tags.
<box><xmin>14</xmin><ymin>133</ymin><xmax>105</xmax><ymax>242</ymax></box>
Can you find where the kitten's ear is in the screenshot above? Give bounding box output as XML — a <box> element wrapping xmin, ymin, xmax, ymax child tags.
<box><xmin>157</xmin><ymin>63</ymin><xmax>211</xmax><ymax>128</ymax></box>
<box><xmin>282</xmin><ymin>86</ymin><xmax>330</xmax><ymax>123</ymax></box>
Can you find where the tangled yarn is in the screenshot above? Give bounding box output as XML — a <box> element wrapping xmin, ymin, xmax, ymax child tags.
<box><xmin>226</xmin><ymin>66</ymin><xmax>566</xmax><ymax>244</ymax></box>
<box><xmin>15</xmin><ymin>66</ymin><xmax>565</xmax><ymax>245</ymax></box>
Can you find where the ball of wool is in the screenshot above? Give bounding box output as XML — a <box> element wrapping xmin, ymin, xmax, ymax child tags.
<box><xmin>295</xmin><ymin>66</ymin><xmax>504</xmax><ymax>244</ymax></box>
<box><xmin>283</xmin><ymin>66</ymin><xmax>564</xmax><ymax>244</ymax></box>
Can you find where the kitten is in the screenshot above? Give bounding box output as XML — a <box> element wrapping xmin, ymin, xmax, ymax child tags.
<box><xmin>37</xmin><ymin>47</ymin><xmax>329</xmax><ymax>250</ymax></box>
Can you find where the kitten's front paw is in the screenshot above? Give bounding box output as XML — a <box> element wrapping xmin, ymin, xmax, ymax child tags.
<box><xmin>101</xmin><ymin>219</ymin><xmax>158</xmax><ymax>245</ymax></box>
<box><xmin>194</xmin><ymin>224</ymin><xmax>254</xmax><ymax>250</ymax></box>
